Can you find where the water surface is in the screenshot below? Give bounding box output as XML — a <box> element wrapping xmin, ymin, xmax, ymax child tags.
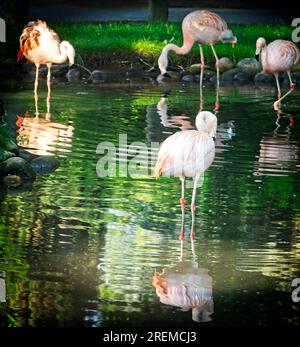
<box><xmin>0</xmin><ymin>80</ymin><xmax>299</xmax><ymax>327</ymax></box>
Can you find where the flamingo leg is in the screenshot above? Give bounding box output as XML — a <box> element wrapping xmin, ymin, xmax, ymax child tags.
<box><xmin>210</xmin><ymin>44</ymin><xmax>220</xmax><ymax>111</ymax></box>
<box><xmin>199</xmin><ymin>44</ymin><xmax>205</xmax><ymax>111</ymax></box>
<box><xmin>46</xmin><ymin>63</ymin><xmax>52</xmax><ymax>114</ymax></box>
<box><xmin>179</xmin><ymin>176</ymin><xmax>185</xmax><ymax>241</ymax></box>
<box><xmin>274</xmin><ymin>71</ymin><xmax>295</xmax><ymax>110</ymax></box>
<box><xmin>34</xmin><ymin>64</ymin><xmax>40</xmax><ymax>116</ymax></box>
<box><xmin>190</xmin><ymin>175</ymin><xmax>200</xmax><ymax>240</ymax></box>
<box><xmin>274</xmin><ymin>73</ymin><xmax>281</xmax><ymax>100</ymax></box>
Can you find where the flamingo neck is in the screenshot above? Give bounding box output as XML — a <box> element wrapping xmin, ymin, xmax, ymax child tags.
<box><xmin>49</xmin><ymin>44</ymin><xmax>68</xmax><ymax>64</ymax></box>
<box><xmin>162</xmin><ymin>40</ymin><xmax>194</xmax><ymax>57</ymax></box>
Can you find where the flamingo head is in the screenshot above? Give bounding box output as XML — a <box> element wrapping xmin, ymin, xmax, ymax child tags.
<box><xmin>157</xmin><ymin>51</ymin><xmax>168</xmax><ymax>76</ymax></box>
<box><xmin>220</xmin><ymin>30</ymin><xmax>237</xmax><ymax>47</ymax></box>
<box><xmin>61</xmin><ymin>41</ymin><xmax>76</xmax><ymax>66</ymax></box>
<box><xmin>195</xmin><ymin>111</ymin><xmax>217</xmax><ymax>138</ymax></box>
<box><xmin>255</xmin><ymin>37</ymin><xmax>266</xmax><ymax>61</ymax></box>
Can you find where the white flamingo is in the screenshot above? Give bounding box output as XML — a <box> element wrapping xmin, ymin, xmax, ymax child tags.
<box><xmin>154</xmin><ymin>111</ymin><xmax>217</xmax><ymax>240</ymax></box>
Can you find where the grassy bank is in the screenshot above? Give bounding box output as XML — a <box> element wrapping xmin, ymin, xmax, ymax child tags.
<box><xmin>51</xmin><ymin>22</ymin><xmax>295</xmax><ymax>68</ymax></box>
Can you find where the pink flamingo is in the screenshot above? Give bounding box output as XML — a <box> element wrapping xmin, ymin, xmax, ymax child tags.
<box><xmin>18</xmin><ymin>20</ymin><xmax>75</xmax><ymax>115</ymax></box>
<box><xmin>157</xmin><ymin>10</ymin><xmax>236</xmax><ymax>109</ymax></box>
<box><xmin>255</xmin><ymin>38</ymin><xmax>299</xmax><ymax>110</ymax></box>
<box><xmin>154</xmin><ymin>111</ymin><xmax>217</xmax><ymax>240</ymax></box>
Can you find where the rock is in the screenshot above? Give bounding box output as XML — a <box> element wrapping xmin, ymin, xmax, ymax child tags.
<box><xmin>3</xmin><ymin>175</ymin><xmax>22</xmax><ymax>187</ymax></box>
<box><xmin>90</xmin><ymin>70</ymin><xmax>105</xmax><ymax>83</ymax></box>
<box><xmin>30</xmin><ymin>155</ymin><xmax>59</xmax><ymax>173</ymax></box>
<box><xmin>0</xmin><ymin>150</ymin><xmax>15</xmax><ymax>162</ymax></box>
<box><xmin>237</xmin><ymin>58</ymin><xmax>260</xmax><ymax>74</ymax></box>
<box><xmin>66</xmin><ymin>68</ymin><xmax>81</xmax><ymax>82</ymax></box>
<box><xmin>216</xmin><ymin>68</ymin><xmax>241</xmax><ymax>83</ymax></box>
<box><xmin>283</xmin><ymin>72</ymin><xmax>300</xmax><ymax>86</ymax></box>
<box><xmin>181</xmin><ymin>74</ymin><xmax>195</xmax><ymax>82</ymax></box>
<box><xmin>218</xmin><ymin>57</ymin><xmax>234</xmax><ymax>73</ymax></box>
<box><xmin>4</xmin><ymin>139</ymin><xmax>19</xmax><ymax>154</ymax></box>
<box><xmin>0</xmin><ymin>149</ymin><xmax>15</xmax><ymax>163</ymax></box>
<box><xmin>233</xmin><ymin>71</ymin><xmax>253</xmax><ymax>83</ymax></box>
<box><xmin>189</xmin><ymin>64</ymin><xmax>202</xmax><ymax>75</ymax></box>
<box><xmin>18</xmin><ymin>148</ymin><xmax>39</xmax><ymax>162</ymax></box>
<box><xmin>254</xmin><ymin>72</ymin><xmax>275</xmax><ymax>84</ymax></box>
<box><xmin>0</xmin><ymin>157</ymin><xmax>36</xmax><ymax>178</ymax></box>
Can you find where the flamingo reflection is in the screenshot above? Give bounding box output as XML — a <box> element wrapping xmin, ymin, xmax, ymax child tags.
<box><xmin>254</xmin><ymin>112</ymin><xmax>299</xmax><ymax>176</ymax></box>
<box><xmin>16</xmin><ymin>111</ymin><xmax>74</xmax><ymax>156</ymax></box>
<box><xmin>152</xmin><ymin>239</ymin><xmax>213</xmax><ymax>323</ymax></box>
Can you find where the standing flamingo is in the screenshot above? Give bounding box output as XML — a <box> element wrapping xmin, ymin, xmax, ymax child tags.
<box><xmin>255</xmin><ymin>38</ymin><xmax>299</xmax><ymax>110</ymax></box>
<box><xmin>157</xmin><ymin>10</ymin><xmax>236</xmax><ymax>109</ymax></box>
<box><xmin>154</xmin><ymin>111</ymin><xmax>217</xmax><ymax>240</ymax></box>
<box><xmin>18</xmin><ymin>20</ymin><xmax>75</xmax><ymax>115</ymax></box>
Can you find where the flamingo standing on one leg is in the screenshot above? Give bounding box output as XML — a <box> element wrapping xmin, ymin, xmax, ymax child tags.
<box><xmin>157</xmin><ymin>10</ymin><xmax>236</xmax><ymax>110</ymax></box>
<box><xmin>255</xmin><ymin>38</ymin><xmax>299</xmax><ymax>110</ymax></box>
<box><xmin>18</xmin><ymin>20</ymin><xmax>75</xmax><ymax>115</ymax></box>
<box><xmin>154</xmin><ymin>111</ymin><xmax>217</xmax><ymax>240</ymax></box>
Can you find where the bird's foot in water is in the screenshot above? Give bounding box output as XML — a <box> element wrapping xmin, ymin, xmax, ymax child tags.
<box><xmin>273</xmin><ymin>100</ymin><xmax>281</xmax><ymax>111</ymax></box>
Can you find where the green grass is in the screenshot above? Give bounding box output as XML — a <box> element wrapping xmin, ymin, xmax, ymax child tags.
<box><xmin>51</xmin><ymin>22</ymin><xmax>296</xmax><ymax>68</ymax></box>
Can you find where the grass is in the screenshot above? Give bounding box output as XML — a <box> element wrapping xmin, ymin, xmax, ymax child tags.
<box><xmin>50</xmin><ymin>22</ymin><xmax>296</xmax><ymax>68</ymax></box>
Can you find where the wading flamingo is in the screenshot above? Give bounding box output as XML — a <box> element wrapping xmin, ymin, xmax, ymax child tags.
<box><xmin>18</xmin><ymin>20</ymin><xmax>75</xmax><ymax>115</ymax></box>
<box><xmin>255</xmin><ymin>38</ymin><xmax>299</xmax><ymax>110</ymax></box>
<box><xmin>157</xmin><ymin>10</ymin><xmax>236</xmax><ymax>109</ymax></box>
<box><xmin>154</xmin><ymin>111</ymin><xmax>217</xmax><ymax>240</ymax></box>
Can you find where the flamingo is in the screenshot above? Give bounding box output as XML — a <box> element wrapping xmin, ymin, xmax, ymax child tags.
<box><xmin>157</xmin><ymin>10</ymin><xmax>236</xmax><ymax>109</ymax></box>
<box><xmin>154</xmin><ymin>111</ymin><xmax>217</xmax><ymax>240</ymax></box>
<box><xmin>255</xmin><ymin>38</ymin><xmax>299</xmax><ymax>110</ymax></box>
<box><xmin>18</xmin><ymin>20</ymin><xmax>75</xmax><ymax>115</ymax></box>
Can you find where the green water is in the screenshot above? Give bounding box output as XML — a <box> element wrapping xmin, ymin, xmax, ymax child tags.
<box><xmin>0</xmin><ymin>81</ymin><xmax>299</xmax><ymax>327</ymax></box>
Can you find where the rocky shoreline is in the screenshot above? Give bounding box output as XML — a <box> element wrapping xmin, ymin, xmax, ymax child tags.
<box><xmin>0</xmin><ymin>118</ymin><xmax>60</xmax><ymax>189</ymax></box>
<box><xmin>1</xmin><ymin>56</ymin><xmax>300</xmax><ymax>86</ymax></box>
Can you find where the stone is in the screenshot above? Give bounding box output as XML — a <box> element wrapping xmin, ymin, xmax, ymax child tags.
<box><xmin>233</xmin><ymin>71</ymin><xmax>253</xmax><ymax>83</ymax></box>
<box><xmin>0</xmin><ymin>150</ymin><xmax>15</xmax><ymax>163</ymax></box>
<box><xmin>4</xmin><ymin>139</ymin><xmax>19</xmax><ymax>154</ymax></box>
<box><xmin>218</xmin><ymin>57</ymin><xmax>234</xmax><ymax>73</ymax></box>
<box><xmin>283</xmin><ymin>72</ymin><xmax>300</xmax><ymax>86</ymax></box>
<box><xmin>66</xmin><ymin>68</ymin><xmax>81</xmax><ymax>82</ymax></box>
<box><xmin>254</xmin><ymin>72</ymin><xmax>275</xmax><ymax>84</ymax></box>
<box><xmin>237</xmin><ymin>58</ymin><xmax>260</xmax><ymax>74</ymax></box>
<box><xmin>181</xmin><ymin>74</ymin><xmax>195</xmax><ymax>82</ymax></box>
<box><xmin>3</xmin><ymin>175</ymin><xmax>22</xmax><ymax>187</ymax></box>
<box><xmin>18</xmin><ymin>148</ymin><xmax>39</xmax><ymax>163</ymax></box>
<box><xmin>30</xmin><ymin>155</ymin><xmax>60</xmax><ymax>173</ymax></box>
<box><xmin>90</xmin><ymin>70</ymin><xmax>105</xmax><ymax>83</ymax></box>
<box><xmin>218</xmin><ymin>68</ymin><xmax>241</xmax><ymax>83</ymax></box>
<box><xmin>0</xmin><ymin>157</ymin><xmax>36</xmax><ymax>178</ymax></box>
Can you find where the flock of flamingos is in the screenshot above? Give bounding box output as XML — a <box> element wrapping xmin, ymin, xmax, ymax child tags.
<box><xmin>17</xmin><ymin>10</ymin><xmax>299</xmax><ymax>242</ymax></box>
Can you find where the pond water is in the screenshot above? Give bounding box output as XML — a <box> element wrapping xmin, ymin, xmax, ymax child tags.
<box><xmin>0</xmin><ymin>80</ymin><xmax>299</xmax><ymax>327</ymax></box>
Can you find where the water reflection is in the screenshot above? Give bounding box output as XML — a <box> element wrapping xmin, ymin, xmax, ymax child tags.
<box><xmin>152</xmin><ymin>240</ymin><xmax>213</xmax><ymax>323</ymax></box>
<box><xmin>16</xmin><ymin>111</ymin><xmax>74</xmax><ymax>155</ymax></box>
<box><xmin>254</xmin><ymin>111</ymin><xmax>299</xmax><ymax>176</ymax></box>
